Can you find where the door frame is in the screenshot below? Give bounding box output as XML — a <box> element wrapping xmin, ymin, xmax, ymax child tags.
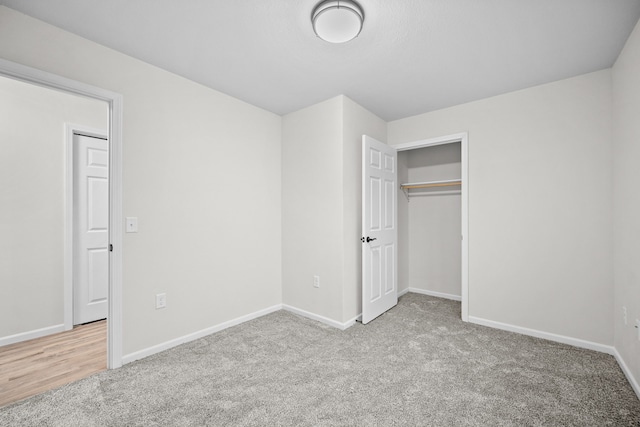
<box><xmin>0</xmin><ymin>58</ymin><xmax>124</xmax><ymax>368</ymax></box>
<box><xmin>393</xmin><ymin>132</ymin><xmax>469</xmax><ymax>322</ymax></box>
<box><xmin>64</xmin><ymin>124</ymin><xmax>109</xmax><ymax>330</ymax></box>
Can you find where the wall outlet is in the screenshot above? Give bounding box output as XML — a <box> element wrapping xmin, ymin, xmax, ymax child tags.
<box><xmin>623</xmin><ymin>306</ymin><xmax>628</xmax><ymax>325</ymax></box>
<box><xmin>313</xmin><ymin>275</ymin><xmax>320</xmax><ymax>288</ymax></box>
<box><xmin>156</xmin><ymin>293</ymin><xmax>167</xmax><ymax>309</ymax></box>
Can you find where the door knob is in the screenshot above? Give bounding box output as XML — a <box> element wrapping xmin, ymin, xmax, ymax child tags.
<box><xmin>361</xmin><ymin>236</ymin><xmax>377</xmax><ymax>243</ymax></box>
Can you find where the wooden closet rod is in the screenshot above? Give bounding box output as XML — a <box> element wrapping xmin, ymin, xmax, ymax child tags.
<box><xmin>401</xmin><ymin>180</ymin><xmax>461</xmax><ymax>190</ymax></box>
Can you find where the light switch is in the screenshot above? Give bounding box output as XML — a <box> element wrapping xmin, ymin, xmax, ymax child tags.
<box><xmin>126</xmin><ymin>217</ymin><xmax>138</xmax><ymax>233</ymax></box>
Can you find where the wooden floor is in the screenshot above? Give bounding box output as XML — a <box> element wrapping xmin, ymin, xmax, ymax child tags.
<box><xmin>0</xmin><ymin>320</ymin><xmax>106</xmax><ymax>408</ymax></box>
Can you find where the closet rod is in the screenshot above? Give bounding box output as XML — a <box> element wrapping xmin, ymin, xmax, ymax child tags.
<box><xmin>400</xmin><ymin>180</ymin><xmax>461</xmax><ymax>190</ymax></box>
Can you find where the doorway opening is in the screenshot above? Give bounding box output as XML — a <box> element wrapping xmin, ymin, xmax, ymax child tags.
<box><xmin>0</xmin><ymin>58</ymin><xmax>123</xmax><ymax>369</ymax></box>
<box><xmin>395</xmin><ymin>133</ymin><xmax>469</xmax><ymax>321</ymax></box>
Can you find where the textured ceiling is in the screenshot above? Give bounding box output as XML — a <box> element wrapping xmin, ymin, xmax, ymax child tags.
<box><xmin>2</xmin><ymin>0</ymin><xmax>640</xmax><ymax>121</ymax></box>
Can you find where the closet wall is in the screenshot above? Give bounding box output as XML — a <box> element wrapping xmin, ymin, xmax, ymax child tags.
<box><xmin>398</xmin><ymin>143</ymin><xmax>462</xmax><ymax>299</ymax></box>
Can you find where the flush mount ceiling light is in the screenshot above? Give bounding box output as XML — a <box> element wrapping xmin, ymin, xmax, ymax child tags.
<box><xmin>312</xmin><ymin>0</ymin><xmax>364</xmax><ymax>44</ymax></box>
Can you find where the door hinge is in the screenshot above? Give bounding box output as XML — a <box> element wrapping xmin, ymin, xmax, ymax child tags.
<box><xmin>109</xmin><ymin>244</ymin><xmax>113</xmax><ymax>252</ymax></box>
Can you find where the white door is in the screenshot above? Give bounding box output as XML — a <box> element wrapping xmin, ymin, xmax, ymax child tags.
<box><xmin>73</xmin><ymin>133</ymin><xmax>109</xmax><ymax>325</ymax></box>
<box><xmin>362</xmin><ymin>135</ymin><xmax>398</xmax><ymax>324</ymax></box>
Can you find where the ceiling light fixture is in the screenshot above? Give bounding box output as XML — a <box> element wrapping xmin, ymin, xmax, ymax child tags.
<box><xmin>312</xmin><ymin>0</ymin><xmax>364</xmax><ymax>44</ymax></box>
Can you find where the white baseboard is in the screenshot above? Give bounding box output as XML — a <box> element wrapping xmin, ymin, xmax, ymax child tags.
<box><xmin>613</xmin><ymin>348</ymin><xmax>640</xmax><ymax>400</ymax></box>
<box><xmin>0</xmin><ymin>324</ymin><xmax>65</xmax><ymax>347</ymax></box>
<box><xmin>398</xmin><ymin>288</ymin><xmax>410</xmax><ymax>297</ymax></box>
<box><xmin>282</xmin><ymin>304</ymin><xmax>357</xmax><ymax>330</ymax></box>
<box><xmin>122</xmin><ymin>304</ymin><xmax>282</xmax><ymax>365</ymax></box>
<box><xmin>123</xmin><ymin>303</ymin><xmax>362</xmax><ymax>365</ymax></box>
<box><xmin>468</xmin><ymin>316</ymin><xmax>615</xmax><ymax>355</ymax></box>
<box><xmin>118</xmin><ymin>300</ymin><xmax>637</xmax><ymax>404</ymax></box>
<box><xmin>407</xmin><ymin>287</ymin><xmax>462</xmax><ymax>302</ymax></box>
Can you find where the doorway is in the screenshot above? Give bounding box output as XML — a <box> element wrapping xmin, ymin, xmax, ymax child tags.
<box><xmin>395</xmin><ymin>133</ymin><xmax>469</xmax><ymax>321</ymax></box>
<box><xmin>0</xmin><ymin>58</ymin><xmax>123</xmax><ymax>368</ymax></box>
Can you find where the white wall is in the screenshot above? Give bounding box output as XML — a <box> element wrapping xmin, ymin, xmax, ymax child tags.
<box><xmin>388</xmin><ymin>70</ymin><xmax>613</xmax><ymax>346</ymax></box>
<box><xmin>282</xmin><ymin>95</ymin><xmax>385</xmax><ymax>324</ymax></box>
<box><xmin>612</xmin><ymin>17</ymin><xmax>640</xmax><ymax>393</ymax></box>
<box><xmin>0</xmin><ymin>6</ymin><xmax>282</xmax><ymax>357</ymax></box>
<box><xmin>282</xmin><ymin>96</ymin><xmax>345</xmax><ymax>322</ymax></box>
<box><xmin>0</xmin><ymin>75</ymin><xmax>107</xmax><ymax>340</ymax></box>
<box><xmin>405</xmin><ymin>144</ymin><xmax>461</xmax><ymax>298</ymax></box>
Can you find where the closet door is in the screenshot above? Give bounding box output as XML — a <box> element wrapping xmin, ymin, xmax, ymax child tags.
<box><xmin>362</xmin><ymin>135</ymin><xmax>398</xmax><ymax>324</ymax></box>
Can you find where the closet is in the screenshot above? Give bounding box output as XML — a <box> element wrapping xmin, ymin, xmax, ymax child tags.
<box><xmin>397</xmin><ymin>142</ymin><xmax>462</xmax><ymax>301</ymax></box>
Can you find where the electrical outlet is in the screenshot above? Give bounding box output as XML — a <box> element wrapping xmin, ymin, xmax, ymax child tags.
<box><xmin>313</xmin><ymin>275</ymin><xmax>320</xmax><ymax>288</ymax></box>
<box><xmin>623</xmin><ymin>306</ymin><xmax>628</xmax><ymax>325</ymax></box>
<box><xmin>156</xmin><ymin>293</ymin><xmax>167</xmax><ymax>309</ymax></box>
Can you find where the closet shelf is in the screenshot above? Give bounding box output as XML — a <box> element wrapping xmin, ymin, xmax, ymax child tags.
<box><xmin>400</xmin><ymin>179</ymin><xmax>461</xmax><ymax>199</ymax></box>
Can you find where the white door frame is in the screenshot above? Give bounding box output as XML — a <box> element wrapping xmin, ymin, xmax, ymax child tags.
<box><xmin>64</xmin><ymin>124</ymin><xmax>109</xmax><ymax>329</ymax></box>
<box><xmin>393</xmin><ymin>132</ymin><xmax>469</xmax><ymax>322</ymax></box>
<box><xmin>0</xmin><ymin>58</ymin><xmax>124</xmax><ymax>368</ymax></box>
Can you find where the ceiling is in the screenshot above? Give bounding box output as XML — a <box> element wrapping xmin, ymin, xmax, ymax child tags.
<box><xmin>2</xmin><ymin>0</ymin><xmax>640</xmax><ymax>121</ymax></box>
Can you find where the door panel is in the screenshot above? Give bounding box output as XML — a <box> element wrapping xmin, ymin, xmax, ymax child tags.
<box><xmin>370</xmin><ymin>245</ymin><xmax>381</xmax><ymax>301</ymax></box>
<box><xmin>87</xmin><ymin>248</ymin><xmax>108</xmax><ymax>302</ymax></box>
<box><xmin>370</xmin><ymin>177</ymin><xmax>381</xmax><ymax>231</ymax></box>
<box><xmin>87</xmin><ymin>177</ymin><xmax>108</xmax><ymax>231</ymax></box>
<box><xmin>384</xmin><ymin>243</ymin><xmax>394</xmax><ymax>294</ymax></box>
<box><xmin>362</xmin><ymin>135</ymin><xmax>398</xmax><ymax>324</ymax></box>
<box><xmin>384</xmin><ymin>179</ymin><xmax>394</xmax><ymax>229</ymax></box>
<box><xmin>74</xmin><ymin>134</ymin><xmax>108</xmax><ymax>325</ymax></box>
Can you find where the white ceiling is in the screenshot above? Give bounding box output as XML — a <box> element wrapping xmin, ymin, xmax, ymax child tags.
<box><xmin>2</xmin><ymin>0</ymin><xmax>640</xmax><ymax>121</ymax></box>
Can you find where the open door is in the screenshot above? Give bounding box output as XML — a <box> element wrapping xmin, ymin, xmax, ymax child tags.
<box><xmin>362</xmin><ymin>135</ymin><xmax>398</xmax><ymax>324</ymax></box>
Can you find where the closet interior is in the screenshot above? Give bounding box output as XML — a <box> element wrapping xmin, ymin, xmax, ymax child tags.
<box><xmin>397</xmin><ymin>142</ymin><xmax>462</xmax><ymax>300</ymax></box>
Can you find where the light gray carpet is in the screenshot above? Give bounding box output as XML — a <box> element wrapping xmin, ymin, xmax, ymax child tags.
<box><xmin>1</xmin><ymin>293</ymin><xmax>639</xmax><ymax>426</ymax></box>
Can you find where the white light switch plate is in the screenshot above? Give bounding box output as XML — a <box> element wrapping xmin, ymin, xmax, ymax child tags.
<box><xmin>126</xmin><ymin>217</ymin><xmax>138</xmax><ymax>233</ymax></box>
<box><xmin>156</xmin><ymin>293</ymin><xmax>166</xmax><ymax>309</ymax></box>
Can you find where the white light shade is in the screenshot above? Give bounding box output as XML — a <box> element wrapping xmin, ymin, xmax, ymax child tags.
<box><xmin>312</xmin><ymin>0</ymin><xmax>364</xmax><ymax>44</ymax></box>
